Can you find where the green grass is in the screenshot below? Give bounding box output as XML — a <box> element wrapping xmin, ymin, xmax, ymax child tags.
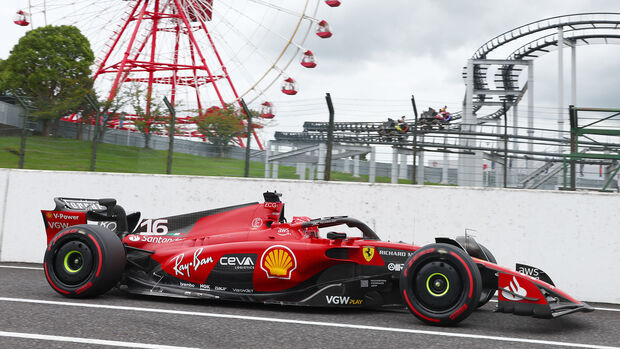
<box><xmin>0</xmin><ymin>135</ymin><xmax>272</xmax><ymax>177</ymax></box>
<box><xmin>0</xmin><ymin>135</ymin><xmax>451</xmax><ymax>185</ymax></box>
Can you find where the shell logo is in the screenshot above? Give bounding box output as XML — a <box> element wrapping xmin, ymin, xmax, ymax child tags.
<box><xmin>260</xmin><ymin>245</ymin><xmax>297</xmax><ymax>279</ymax></box>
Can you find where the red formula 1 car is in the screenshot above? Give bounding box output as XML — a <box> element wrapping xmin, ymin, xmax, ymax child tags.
<box><xmin>40</xmin><ymin>192</ymin><xmax>593</xmax><ymax>325</ymax></box>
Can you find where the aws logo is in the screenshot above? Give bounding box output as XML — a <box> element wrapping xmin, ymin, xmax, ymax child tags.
<box><xmin>260</xmin><ymin>245</ymin><xmax>297</xmax><ymax>279</ymax></box>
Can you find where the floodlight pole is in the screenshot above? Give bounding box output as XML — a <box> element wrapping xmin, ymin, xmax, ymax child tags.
<box><xmin>411</xmin><ymin>95</ymin><xmax>419</xmax><ymax>184</ymax></box>
<box><xmin>28</xmin><ymin>0</ymin><xmax>34</xmax><ymax>30</ymax></box>
<box><xmin>15</xmin><ymin>95</ymin><xmax>31</xmax><ymax>169</ymax></box>
<box><xmin>325</xmin><ymin>93</ymin><xmax>335</xmax><ymax>181</ymax></box>
<box><xmin>503</xmin><ymin>101</ymin><xmax>508</xmax><ymax>188</ymax></box>
<box><xmin>569</xmin><ymin>105</ymin><xmax>577</xmax><ymax>191</ymax></box>
<box><xmin>85</xmin><ymin>95</ymin><xmax>100</xmax><ymax>172</ymax></box>
<box><xmin>163</xmin><ymin>97</ymin><xmax>176</xmax><ymax>175</ymax></box>
<box><xmin>241</xmin><ymin>98</ymin><xmax>252</xmax><ymax>177</ymax></box>
<box><xmin>19</xmin><ymin>109</ymin><xmax>28</xmax><ymax>169</ymax></box>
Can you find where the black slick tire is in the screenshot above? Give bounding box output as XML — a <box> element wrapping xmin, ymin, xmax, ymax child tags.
<box><xmin>400</xmin><ymin>243</ymin><xmax>482</xmax><ymax>326</ymax></box>
<box><xmin>44</xmin><ymin>224</ymin><xmax>125</xmax><ymax>298</ymax></box>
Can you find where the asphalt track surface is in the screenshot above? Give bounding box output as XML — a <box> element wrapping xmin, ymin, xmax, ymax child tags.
<box><xmin>1</xmin><ymin>263</ymin><xmax>619</xmax><ymax>349</ymax></box>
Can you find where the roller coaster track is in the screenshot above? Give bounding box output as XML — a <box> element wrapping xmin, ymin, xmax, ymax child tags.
<box><xmin>274</xmin><ymin>128</ymin><xmax>620</xmax><ymax>161</ymax></box>
<box><xmin>303</xmin><ymin>121</ymin><xmax>384</xmax><ymax>133</ymax></box>
<box><xmin>464</xmin><ymin>13</ymin><xmax>620</xmax><ymax>121</ymax></box>
<box><xmin>301</xmin><ymin>120</ymin><xmax>461</xmax><ymax>133</ymax></box>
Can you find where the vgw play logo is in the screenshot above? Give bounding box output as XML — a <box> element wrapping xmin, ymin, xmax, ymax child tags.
<box><xmin>325</xmin><ymin>295</ymin><xmax>363</xmax><ymax>305</ymax></box>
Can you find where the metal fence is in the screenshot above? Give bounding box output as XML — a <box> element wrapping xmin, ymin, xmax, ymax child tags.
<box><xmin>1</xmin><ymin>99</ymin><xmax>618</xmax><ymax>191</ymax></box>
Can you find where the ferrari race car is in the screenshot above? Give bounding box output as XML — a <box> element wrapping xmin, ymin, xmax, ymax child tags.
<box><xmin>41</xmin><ymin>192</ymin><xmax>593</xmax><ymax>325</ymax></box>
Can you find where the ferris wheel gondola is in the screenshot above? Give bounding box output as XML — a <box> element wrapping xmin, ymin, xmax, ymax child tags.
<box><xmin>316</xmin><ymin>20</ymin><xmax>333</xmax><ymax>38</ymax></box>
<box><xmin>259</xmin><ymin>101</ymin><xmax>275</xmax><ymax>119</ymax></box>
<box><xmin>281</xmin><ymin>77</ymin><xmax>298</xmax><ymax>95</ymax></box>
<box><xmin>301</xmin><ymin>50</ymin><xmax>317</xmax><ymax>68</ymax></box>
<box><xmin>13</xmin><ymin>10</ymin><xmax>30</xmax><ymax>27</ymax></box>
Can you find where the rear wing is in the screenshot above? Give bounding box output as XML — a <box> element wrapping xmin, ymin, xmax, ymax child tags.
<box><xmin>42</xmin><ymin>197</ymin><xmax>140</xmax><ymax>244</ymax></box>
<box><xmin>52</xmin><ymin>197</ymin><xmax>106</xmax><ymax>212</ymax></box>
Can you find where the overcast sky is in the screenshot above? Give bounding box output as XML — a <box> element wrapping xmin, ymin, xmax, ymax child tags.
<box><xmin>2</xmin><ymin>1</ymin><xmax>620</xmax><ymax>143</ymax></box>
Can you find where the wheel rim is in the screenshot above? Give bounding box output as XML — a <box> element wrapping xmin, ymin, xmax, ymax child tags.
<box><xmin>413</xmin><ymin>261</ymin><xmax>463</xmax><ymax>312</ymax></box>
<box><xmin>426</xmin><ymin>272</ymin><xmax>450</xmax><ymax>297</ymax></box>
<box><xmin>53</xmin><ymin>239</ymin><xmax>94</xmax><ymax>286</ymax></box>
<box><xmin>63</xmin><ymin>250</ymin><xmax>83</xmax><ymax>273</ymax></box>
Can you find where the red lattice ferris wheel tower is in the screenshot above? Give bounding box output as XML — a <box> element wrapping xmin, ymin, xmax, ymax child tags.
<box><xmin>92</xmin><ymin>0</ymin><xmax>254</xmax><ymax>145</ymax></box>
<box><xmin>17</xmin><ymin>0</ymin><xmax>339</xmax><ymax>149</ymax></box>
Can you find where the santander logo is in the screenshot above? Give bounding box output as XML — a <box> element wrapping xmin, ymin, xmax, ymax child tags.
<box><xmin>501</xmin><ymin>276</ymin><xmax>528</xmax><ymax>301</ymax></box>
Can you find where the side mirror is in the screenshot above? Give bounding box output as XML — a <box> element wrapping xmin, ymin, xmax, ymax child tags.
<box><xmin>327</xmin><ymin>232</ymin><xmax>347</xmax><ymax>240</ymax></box>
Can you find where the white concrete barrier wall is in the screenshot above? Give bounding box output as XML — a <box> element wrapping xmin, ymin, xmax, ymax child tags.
<box><xmin>0</xmin><ymin>169</ymin><xmax>618</xmax><ymax>304</ymax></box>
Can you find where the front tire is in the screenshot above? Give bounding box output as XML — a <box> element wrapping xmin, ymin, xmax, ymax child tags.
<box><xmin>400</xmin><ymin>243</ymin><xmax>482</xmax><ymax>325</ymax></box>
<box><xmin>44</xmin><ymin>224</ymin><xmax>125</xmax><ymax>298</ymax></box>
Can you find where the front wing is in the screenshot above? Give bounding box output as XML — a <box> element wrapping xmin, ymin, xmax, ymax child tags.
<box><xmin>478</xmin><ymin>260</ymin><xmax>594</xmax><ymax>318</ymax></box>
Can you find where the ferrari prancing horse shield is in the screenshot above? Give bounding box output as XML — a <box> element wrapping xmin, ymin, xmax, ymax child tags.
<box><xmin>363</xmin><ymin>247</ymin><xmax>375</xmax><ymax>262</ymax></box>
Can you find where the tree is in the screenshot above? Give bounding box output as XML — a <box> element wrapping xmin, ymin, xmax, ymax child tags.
<box><xmin>125</xmin><ymin>84</ymin><xmax>166</xmax><ymax>149</ymax></box>
<box><xmin>0</xmin><ymin>25</ymin><xmax>94</xmax><ymax>136</ymax></box>
<box><xmin>194</xmin><ymin>105</ymin><xmax>245</xmax><ymax>157</ymax></box>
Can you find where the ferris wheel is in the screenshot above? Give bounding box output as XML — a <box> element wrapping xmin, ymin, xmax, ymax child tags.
<box><xmin>15</xmin><ymin>0</ymin><xmax>340</xmax><ymax>148</ymax></box>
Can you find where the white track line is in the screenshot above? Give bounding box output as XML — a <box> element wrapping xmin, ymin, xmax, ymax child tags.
<box><xmin>1</xmin><ymin>265</ymin><xmax>619</xmax><ymax>312</ymax></box>
<box><xmin>0</xmin><ymin>265</ymin><xmax>43</xmax><ymax>271</ymax></box>
<box><xmin>0</xmin><ymin>330</ymin><xmax>198</xmax><ymax>349</ymax></box>
<box><xmin>591</xmin><ymin>307</ymin><xmax>620</xmax><ymax>312</ymax></box>
<box><xmin>0</xmin><ymin>297</ymin><xmax>617</xmax><ymax>349</ymax></box>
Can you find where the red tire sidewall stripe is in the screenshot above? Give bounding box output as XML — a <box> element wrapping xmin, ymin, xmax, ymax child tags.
<box><xmin>449</xmin><ymin>304</ymin><xmax>468</xmax><ymax>320</ymax></box>
<box><xmin>450</xmin><ymin>251</ymin><xmax>473</xmax><ymax>299</ymax></box>
<box><xmin>48</xmin><ymin>229</ymin><xmax>76</xmax><ymax>252</ymax></box>
<box><xmin>403</xmin><ymin>289</ymin><xmax>440</xmax><ymax>323</ymax></box>
<box><xmin>88</xmin><ymin>234</ymin><xmax>103</xmax><ymax>277</ymax></box>
<box><xmin>44</xmin><ymin>261</ymin><xmax>69</xmax><ymax>294</ymax></box>
<box><xmin>75</xmin><ymin>281</ymin><xmax>93</xmax><ymax>294</ymax></box>
<box><xmin>409</xmin><ymin>248</ymin><xmax>435</xmax><ymax>268</ymax></box>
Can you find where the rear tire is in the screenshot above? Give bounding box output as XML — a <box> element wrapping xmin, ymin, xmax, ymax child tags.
<box><xmin>400</xmin><ymin>243</ymin><xmax>482</xmax><ymax>325</ymax></box>
<box><xmin>44</xmin><ymin>224</ymin><xmax>125</xmax><ymax>298</ymax></box>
